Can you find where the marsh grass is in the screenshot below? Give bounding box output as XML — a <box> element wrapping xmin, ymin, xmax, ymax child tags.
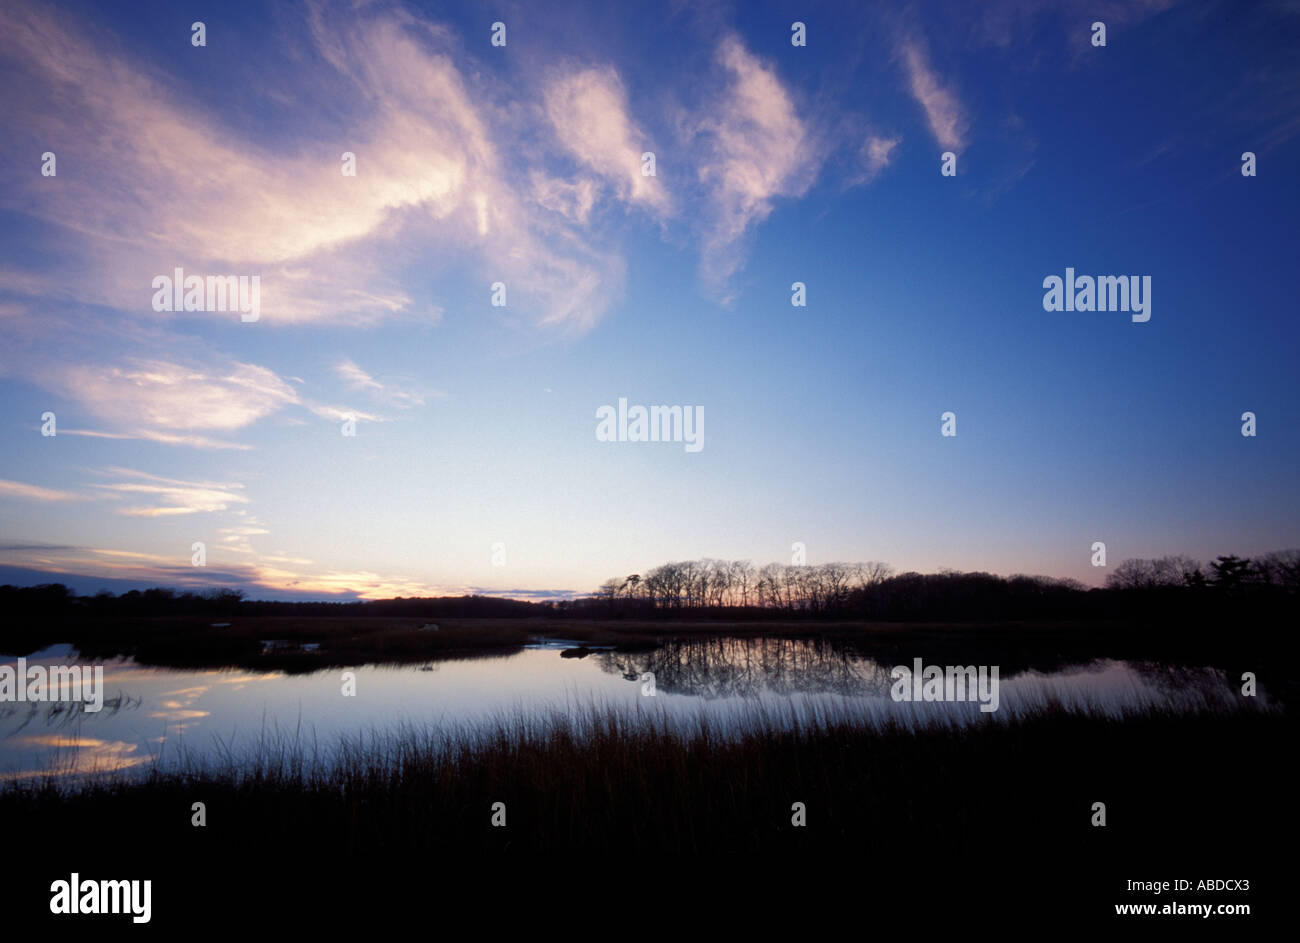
<box><xmin>2</xmin><ymin>688</ymin><xmax>1288</xmax><ymax>929</ymax></box>
<box><xmin>3</xmin><ymin>693</ymin><xmax>1285</xmax><ymax>860</ymax></box>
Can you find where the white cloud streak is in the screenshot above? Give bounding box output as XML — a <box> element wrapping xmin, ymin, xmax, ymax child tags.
<box><xmin>900</xmin><ymin>39</ymin><xmax>968</xmax><ymax>152</ymax></box>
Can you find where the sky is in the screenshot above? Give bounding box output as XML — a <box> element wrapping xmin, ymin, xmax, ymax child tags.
<box><xmin>0</xmin><ymin>0</ymin><xmax>1297</xmax><ymax>601</ymax></box>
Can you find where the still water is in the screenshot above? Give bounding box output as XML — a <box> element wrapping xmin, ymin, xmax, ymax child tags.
<box><xmin>0</xmin><ymin>637</ymin><xmax>1268</xmax><ymax>781</ymax></box>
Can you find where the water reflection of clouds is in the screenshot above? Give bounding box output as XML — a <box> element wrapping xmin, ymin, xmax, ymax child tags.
<box><xmin>143</xmin><ymin>674</ymin><xmax>281</xmax><ymax>737</ymax></box>
<box><xmin>148</xmin><ymin>685</ymin><xmax>211</xmax><ymax>732</ymax></box>
<box><xmin>0</xmin><ymin>734</ymin><xmax>153</xmax><ymax>780</ymax></box>
<box><xmin>146</xmin><ymin>709</ymin><xmax>210</xmax><ymax>721</ymax></box>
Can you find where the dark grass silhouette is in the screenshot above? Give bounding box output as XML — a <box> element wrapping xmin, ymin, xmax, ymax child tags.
<box><xmin>3</xmin><ymin>701</ymin><xmax>1289</xmax><ymax>925</ymax></box>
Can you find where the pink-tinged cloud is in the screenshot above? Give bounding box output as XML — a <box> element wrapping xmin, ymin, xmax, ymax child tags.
<box><xmin>0</xmin><ymin>539</ymin><xmax>465</xmax><ymax>600</ymax></box>
<box><xmin>58</xmin><ymin>359</ymin><xmax>298</xmax><ymax>432</ymax></box>
<box><xmin>88</xmin><ymin>468</ymin><xmax>250</xmax><ymax>517</ymax></box>
<box><xmin>900</xmin><ymin>39</ymin><xmax>967</xmax><ymax>152</ymax></box>
<box><xmin>0</xmin><ymin>479</ymin><xmax>82</xmax><ymax>502</ymax></box>
<box><xmin>854</xmin><ymin>134</ymin><xmax>901</xmax><ymax>186</ymax></box>
<box><xmin>693</xmin><ymin>36</ymin><xmax>821</xmax><ymax>298</ymax></box>
<box><xmin>544</xmin><ymin>65</ymin><xmax>671</xmax><ymax>215</ymax></box>
<box><xmin>0</xmin><ymin>2</ymin><xmax>626</xmax><ymax>331</ymax></box>
<box><xmin>0</xmin><ymin>736</ymin><xmax>152</xmax><ymax>780</ymax></box>
<box><xmin>334</xmin><ymin>358</ymin><xmax>430</xmax><ymax>408</ymax></box>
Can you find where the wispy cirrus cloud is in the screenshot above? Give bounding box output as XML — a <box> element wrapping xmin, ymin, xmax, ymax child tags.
<box><xmin>54</xmin><ymin>358</ymin><xmax>298</xmax><ymax>444</ymax></box>
<box><xmin>0</xmin><ymin>543</ymin><xmax>262</xmax><ymax>588</ymax></box>
<box><xmin>334</xmin><ymin>357</ymin><xmax>430</xmax><ymax>409</ymax></box>
<box><xmin>0</xmin><ymin>479</ymin><xmax>83</xmax><ymax>502</ymax></box>
<box><xmin>87</xmin><ymin>468</ymin><xmax>250</xmax><ymax>517</ymax></box>
<box><xmin>9</xmin><ymin>340</ymin><xmax>399</xmax><ymax>445</ymax></box>
<box><xmin>691</xmin><ymin>35</ymin><xmax>822</xmax><ymax>299</ymax></box>
<box><xmin>0</xmin><ymin>1</ymin><xmax>627</xmax><ymax>332</ymax></box>
<box><xmin>306</xmin><ymin>403</ymin><xmax>385</xmax><ymax>423</ymax></box>
<box><xmin>0</xmin><ymin>2</ymin><xmax>851</xmax><ymax>335</ymax></box>
<box><xmin>543</xmin><ymin>65</ymin><xmax>671</xmax><ymax>217</ymax></box>
<box><xmin>216</xmin><ymin>518</ymin><xmax>272</xmax><ymax>557</ymax></box>
<box><xmin>852</xmin><ymin>133</ymin><xmax>902</xmax><ymax>186</ymax></box>
<box><xmin>900</xmin><ymin>38</ymin><xmax>968</xmax><ymax>152</ymax></box>
<box><xmin>335</xmin><ymin>359</ymin><xmax>384</xmax><ymax>393</ymax></box>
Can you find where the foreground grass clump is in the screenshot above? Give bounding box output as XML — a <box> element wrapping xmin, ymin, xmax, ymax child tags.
<box><xmin>4</xmin><ymin>701</ymin><xmax>1289</xmax><ymax>925</ymax></box>
<box><xmin>3</xmin><ymin>702</ymin><xmax>1286</xmax><ymax>856</ymax></box>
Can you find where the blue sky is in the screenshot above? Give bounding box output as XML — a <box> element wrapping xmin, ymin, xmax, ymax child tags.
<box><xmin>0</xmin><ymin>0</ymin><xmax>1297</xmax><ymax>599</ymax></box>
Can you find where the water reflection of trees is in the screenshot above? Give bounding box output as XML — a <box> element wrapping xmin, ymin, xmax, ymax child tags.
<box><xmin>597</xmin><ymin>637</ymin><xmax>895</xmax><ymax>699</ymax></box>
<box><xmin>595</xmin><ymin>637</ymin><xmax>1271</xmax><ymax>706</ymax></box>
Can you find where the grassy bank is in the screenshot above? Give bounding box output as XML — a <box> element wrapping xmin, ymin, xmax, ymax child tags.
<box><xmin>3</xmin><ymin>700</ymin><xmax>1288</xmax><ymax>924</ymax></box>
<box><xmin>4</xmin><ymin>701</ymin><xmax>1286</xmax><ymax>851</ymax></box>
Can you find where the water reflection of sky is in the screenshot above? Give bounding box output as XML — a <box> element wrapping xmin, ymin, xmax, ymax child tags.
<box><xmin>0</xmin><ymin>641</ymin><xmax>1273</xmax><ymax>782</ymax></box>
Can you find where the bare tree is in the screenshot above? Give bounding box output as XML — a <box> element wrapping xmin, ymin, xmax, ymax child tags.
<box><xmin>1255</xmin><ymin>550</ymin><xmax>1300</xmax><ymax>590</ymax></box>
<box><xmin>855</xmin><ymin>561</ymin><xmax>893</xmax><ymax>588</ymax></box>
<box><xmin>819</xmin><ymin>562</ymin><xmax>854</xmax><ymax>610</ymax></box>
<box><xmin>597</xmin><ymin>577</ymin><xmax>623</xmax><ymax>613</ymax></box>
<box><xmin>1106</xmin><ymin>556</ymin><xmax>1201</xmax><ymax>590</ymax></box>
<box><xmin>730</xmin><ymin>560</ymin><xmax>755</xmax><ymax>607</ymax></box>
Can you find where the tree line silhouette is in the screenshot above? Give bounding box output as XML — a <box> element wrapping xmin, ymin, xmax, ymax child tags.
<box><xmin>577</xmin><ymin>550</ymin><xmax>1300</xmax><ymax>621</ymax></box>
<box><xmin>1</xmin><ymin>549</ymin><xmax>1296</xmax><ymax>629</ymax></box>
